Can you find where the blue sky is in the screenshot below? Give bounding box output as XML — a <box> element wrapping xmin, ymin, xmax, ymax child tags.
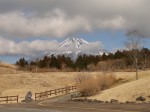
<box><xmin>0</xmin><ymin>0</ymin><xmax>150</xmax><ymax>64</ymax></box>
<box><xmin>1</xmin><ymin>30</ymin><xmax>150</xmax><ymax>64</ymax></box>
<box><xmin>81</xmin><ymin>31</ymin><xmax>150</xmax><ymax>51</ymax></box>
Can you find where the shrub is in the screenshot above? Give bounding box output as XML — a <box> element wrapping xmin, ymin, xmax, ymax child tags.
<box><xmin>75</xmin><ymin>72</ymin><xmax>117</xmax><ymax>96</ymax></box>
<box><xmin>97</xmin><ymin>73</ymin><xmax>116</xmax><ymax>90</ymax></box>
<box><xmin>75</xmin><ymin>73</ymin><xmax>99</xmax><ymax>96</ymax></box>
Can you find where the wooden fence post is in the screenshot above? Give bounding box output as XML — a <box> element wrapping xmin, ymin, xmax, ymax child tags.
<box><xmin>50</xmin><ymin>90</ymin><xmax>51</xmax><ymax>96</ymax></box>
<box><xmin>55</xmin><ymin>89</ymin><xmax>57</xmax><ymax>95</ymax></box>
<box><xmin>6</xmin><ymin>96</ymin><xmax>8</xmax><ymax>103</ymax></box>
<box><xmin>35</xmin><ymin>93</ymin><xmax>36</xmax><ymax>101</ymax></box>
<box><xmin>17</xmin><ymin>95</ymin><xmax>19</xmax><ymax>103</ymax></box>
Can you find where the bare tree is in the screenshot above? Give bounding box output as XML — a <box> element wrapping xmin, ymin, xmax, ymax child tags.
<box><xmin>125</xmin><ymin>31</ymin><xmax>143</xmax><ymax>80</ymax></box>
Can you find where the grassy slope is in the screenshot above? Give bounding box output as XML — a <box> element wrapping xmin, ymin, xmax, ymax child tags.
<box><xmin>0</xmin><ymin>72</ymin><xmax>76</xmax><ymax>102</ymax></box>
<box><xmin>1</xmin><ymin>62</ymin><xmax>150</xmax><ymax>103</ymax></box>
<box><xmin>0</xmin><ymin>62</ymin><xmax>18</xmax><ymax>74</ymax></box>
<box><xmin>0</xmin><ymin>62</ymin><xmax>76</xmax><ymax>102</ymax></box>
<box><xmin>89</xmin><ymin>71</ymin><xmax>150</xmax><ymax>102</ymax></box>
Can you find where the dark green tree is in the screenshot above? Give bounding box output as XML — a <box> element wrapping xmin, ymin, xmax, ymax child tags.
<box><xmin>16</xmin><ymin>57</ymin><xmax>28</xmax><ymax>67</ymax></box>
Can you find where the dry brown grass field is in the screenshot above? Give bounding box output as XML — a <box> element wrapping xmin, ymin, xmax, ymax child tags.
<box><xmin>90</xmin><ymin>70</ymin><xmax>150</xmax><ymax>102</ymax></box>
<box><xmin>0</xmin><ymin>62</ymin><xmax>150</xmax><ymax>103</ymax></box>
<box><xmin>0</xmin><ymin>71</ymin><xmax>76</xmax><ymax>102</ymax></box>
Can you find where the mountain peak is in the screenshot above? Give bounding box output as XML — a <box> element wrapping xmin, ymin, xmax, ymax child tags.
<box><xmin>46</xmin><ymin>37</ymin><xmax>109</xmax><ymax>60</ymax></box>
<box><xmin>60</xmin><ymin>37</ymin><xmax>89</xmax><ymax>48</ymax></box>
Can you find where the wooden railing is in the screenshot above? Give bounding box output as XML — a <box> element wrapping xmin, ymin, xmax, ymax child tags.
<box><xmin>0</xmin><ymin>86</ymin><xmax>76</xmax><ymax>103</ymax></box>
<box><xmin>35</xmin><ymin>86</ymin><xmax>76</xmax><ymax>100</ymax></box>
<box><xmin>0</xmin><ymin>95</ymin><xmax>19</xmax><ymax>103</ymax></box>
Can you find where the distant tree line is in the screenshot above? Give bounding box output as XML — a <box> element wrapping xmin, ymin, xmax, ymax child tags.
<box><xmin>16</xmin><ymin>48</ymin><xmax>150</xmax><ymax>72</ymax></box>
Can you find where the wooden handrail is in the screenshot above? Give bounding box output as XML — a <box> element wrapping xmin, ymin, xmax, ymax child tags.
<box><xmin>35</xmin><ymin>86</ymin><xmax>76</xmax><ymax>100</ymax></box>
<box><xmin>0</xmin><ymin>95</ymin><xmax>19</xmax><ymax>103</ymax></box>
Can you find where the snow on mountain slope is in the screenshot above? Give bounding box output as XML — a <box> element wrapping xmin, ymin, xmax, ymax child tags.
<box><xmin>60</xmin><ymin>38</ymin><xmax>89</xmax><ymax>48</ymax></box>
<box><xmin>47</xmin><ymin>37</ymin><xmax>109</xmax><ymax>60</ymax></box>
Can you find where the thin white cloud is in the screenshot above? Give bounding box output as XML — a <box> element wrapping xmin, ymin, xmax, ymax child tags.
<box><xmin>0</xmin><ymin>37</ymin><xmax>102</xmax><ymax>57</ymax></box>
<box><xmin>80</xmin><ymin>42</ymin><xmax>103</xmax><ymax>54</ymax></box>
<box><xmin>0</xmin><ymin>37</ymin><xmax>59</xmax><ymax>56</ymax></box>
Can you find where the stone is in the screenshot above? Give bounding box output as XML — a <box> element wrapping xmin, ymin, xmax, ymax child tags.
<box><xmin>93</xmin><ymin>99</ymin><xmax>98</xmax><ymax>103</ymax></box>
<box><xmin>87</xmin><ymin>99</ymin><xmax>93</xmax><ymax>103</ymax></box>
<box><xmin>71</xmin><ymin>92</ymin><xmax>82</xmax><ymax>98</ymax></box>
<box><xmin>110</xmin><ymin>99</ymin><xmax>119</xmax><ymax>103</ymax></box>
<box><xmin>83</xmin><ymin>98</ymin><xmax>88</xmax><ymax>102</ymax></box>
<box><xmin>73</xmin><ymin>99</ymin><xmax>78</xmax><ymax>102</ymax></box>
<box><xmin>25</xmin><ymin>91</ymin><xmax>33</xmax><ymax>103</ymax></box>
<box><xmin>126</xmin><ymin>101</ymin><xmax>131</xmax><ymax>104</ymax></box>
<box><xmin>105</xmin><ymin>101</ymin><xmax>109</xmax><ymax>103</ymax></box>
<box><xmin>97</xmin><ymin>100</ymin><xmax>104</xmax><ymax>103</ymax></box>
<box><xmin>126</xmin><ymin>101</ymin><xmax>136</xmax><ymax>104</ymax></box>
<box><xmin>136</xmin><ymin>96</ymin><xmax>146</xmax><ymax>101</ymax></box>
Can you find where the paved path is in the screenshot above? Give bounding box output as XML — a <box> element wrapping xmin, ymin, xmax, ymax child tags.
<box><xmin>0</xmin><ymin>106</ymin><xmax>139</xmax><ymax>112</ymax></box>
<box><xmin>0</xmin><ymin>107</ymin><xmax>60</xmax><ymax>112</ymax></box>
<box><xmin>0</xmin><ymin>94</ymin><xmax>150</xmax><ymax>112</ymax></box>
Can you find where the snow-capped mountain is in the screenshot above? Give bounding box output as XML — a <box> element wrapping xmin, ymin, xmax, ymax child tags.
<box><xmin>59</xmin><ymin>38</ymin><xmax>89</xmax><ymax>56</ymax></box>
<box><xmin>60</xmin><ymin>37</ymin><xmax>89</xmax><ymax>48</ymax></box>
<box><xmin>47</xmin><ymin>37</ymin><xmax>109</xmax><ymax>60</ymax></box>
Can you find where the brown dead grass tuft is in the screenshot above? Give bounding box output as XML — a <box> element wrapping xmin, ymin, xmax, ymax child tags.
<box><xmin>75</xmin><ymin>73</ymin><xmax>117</xmax><ymax>96</ymax></box>
<box><xmin>75</xmin><ymin>74</ymin><xmax>99</xmax><ymax>96</ymax></box>
<box><xmin>97</xmin><ymin>74</ymin><xmax>116</xmax><ymax>90</ymax></box>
